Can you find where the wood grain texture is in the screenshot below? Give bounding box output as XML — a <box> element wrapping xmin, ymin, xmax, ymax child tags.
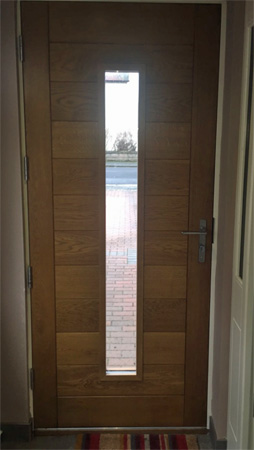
<box><xmin>145</xmin><ymin>161</ymin><xmax>190</xmax><ymax>196</ymax></box>
<box><xmin>58</xmin><ymin>396</ymin><xmax>184</xmax><ymax>427</ymax></box>
<box><xmin>57</xmin><ymin>333</ymin><xmax>99</xmax><ymax>365</ymax></box>
<box><xmin>144</xmin><ymin>332</ymin><xmax>185</xmax><ymax>365</ymax></box>
<box><xmin>49</xmin><ymin>2</ymin><xmax>194</xmax><ymax>45</ymax></box>
<box><xmin>55</xmin><ymin>231</ymin><xmax>99</xmax><ymax>265</ymax></box>
<box><xmin>146</xmin><ymin>84</ymin><xmax>192</xmax><ymax>123</ymax></box>
<box><xmin>57</xmin><ymin>364</ymin><xmax>184</xmax><ymax>396</ymax></box>
<box><xmin>144</xmin><ymin>231</ymin><xmax>187</xmax><ymax>265</ymax></box>
<box><xmin>55</xmin><ymin>266</ymin><xmax>99</xmax><ymax>298</ymax></box>
<box><xmin>56</xmin><ymin>299</ymin><xmax>99</xmax><ymax>332</ymax></box>
<box><xmin>144</xmin><ymin>299</ymin><xmax>186</xmax><ymax>332</ymax></box>
<box><xmin>50</xmin><ymin>43</ymin><xmax>193</xmax><ymax>84</ymax></box>
<box><xmin>54</xmin><ymin>196</ymin><xmax>99</xmax><ymax>231</ymax></box>
<box><xmin>144</xmin><ymin>266</ymin><xmax>186</xmax><ymax>298</ymax></box>
<box><xmin>23</xmin><ymin>1</ymin><xmax>219</xmax><ymax>428</ymax></box>
<box><xmin>184</xmin><ymin>5</ymin><xmax>221</xmax><ymax>426</ymax></box>
<box><xmin>51</xmin><ymin>82</ymin><xmax>98</xmax><ymax>121</ymax></box>
<box><xmin>21</xmin><ymin>2</ymin><xmax>57</xmax><ymax>427</ymax></box>
<box><xmin>52</xmin><ymin>122</ymin><xmax>99</xmax><ymax>158</ymax></box>
<box><xmin>53</xmin><ymin>159</ymin><xmax>99</xmax><ymax>195</ymax></box>
<box><xmin>145</xmin><ymin>123</ymin><xmax>191</xmax><ymax>160</ymax></box>
<box><xmin>145</xmin><ymin>196</ymin><xmax>189</xmax><ymax>231</ymax></box>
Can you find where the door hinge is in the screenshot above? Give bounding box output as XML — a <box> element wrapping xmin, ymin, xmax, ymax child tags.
<box><xmin>27</xmin><ymin>266</ymin><xmax>33</xmax><ymax>290</ymax></box>
<box><xmin>18</xmin><ymin>35</ymin><xmax>24</xmax><ymax>62</ymax></box>
<box><xmin>29</xmin><ymin>368</ymin><xmax>35</xmax><ymax>391</ymax></box>
<box><xmin>212</xmin><ymin>217</ymin><xmax>215</xmax><ymax>244</ymax></box>
<box><xmin>24</xmin><ymin>156</ymin><xmax>29</xmax><ymax>182</ymax></box>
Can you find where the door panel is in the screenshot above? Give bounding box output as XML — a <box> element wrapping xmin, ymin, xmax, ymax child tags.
<box><xmin>184</xmin><ymin>5</ymin><xmax>221</xmax><ymax>425</ymax></box>
<box><xmin>57</xmin><ymin>333</ymin><xmax>100</xmax><ymax>365</ymax></box>
<box><xmin>53</xmin><ymin>159</ymin><xmax>99</xmax><ymax>195</ymax></box>
<box><xmin>56</xmin><ymin>299</ymin><xmax>99</xmax><ymax>333</ymax></box>
<box><xmin>22</xmin><ymin>1</ymin><xmax>221</xmax><ymax>428</ymax></box>
<box><xmin>145</xmin><ymin>161</ymin><xmax>190</xmax><ymax>196</ymax></box>
<box><xmin>57</xmin><ymin>364</ymin><xmax>184</xmax><ymax>397</ymax></box>
<box><xmin>52</xmin><ymin>122</ymin><xmax>99</xmax><ymax>159</ymax></box>
<box><xmin>51</xmin><ymin>82</ymin><xmax>98</xmax><ymax>121</ymax></box>
<box><xmin>57</xmin><ymin>396</ymin><xmax>184</xmax><ymax>427</ymax></box>
<box><xmin>21</xmin><ymin>2</ymin><xmax>57</xmax><ymax>427</ymax></box>
<box><xmin>49</xmin><ymin>3</ymin><xmax>194</xmax><ymax>45</ymax></box>
<box><xmin>55</xmin><ymin>266</ymin><xmax>99</xmax><ymax>298</ymax></box>
<box><xmin>144</xmin><ymin>196</ymin><xmax>189</xmax><ymax>231</ymax></box>
<box><xmin>50</xmin><ymin>44</ymin><xmax>193</xmax><ymax>84</ymax></box>
<box><xmin>54</xmin><ymin>196</ymin><xmax>99</xmax><ymax>231</ymax></box>
<box><xmin>146</xmin><ymin>84</ymin><xmax>192</xmax><ymax>122</ymax></box>
<box><xmin>145</xmin><ymin>123</ymin><xmax>191</xmax><ymax>160</ymax></box>
<box><xmin>144</xmin><ymin>231</ymin><xmax>187</xmax><ymax>265</ymax></box>
<box><xmin>144</xmin><ymin>299</ymin><xmax>186</xmax><ymax>333</ymax></box>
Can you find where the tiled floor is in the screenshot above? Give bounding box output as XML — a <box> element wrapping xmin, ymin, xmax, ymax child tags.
<box><xmin>106</xmin><ymin>186</ymin><xmax>137</xmax><ymax>370</ymax></box>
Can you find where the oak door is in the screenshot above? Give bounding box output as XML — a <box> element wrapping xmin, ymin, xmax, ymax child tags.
<box><xmin>21</xmin><ymin>1</ymin><xmax>220</xmax><ymax>428</ymax></box>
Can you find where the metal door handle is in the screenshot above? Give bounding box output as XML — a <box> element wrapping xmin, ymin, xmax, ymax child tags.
<box><xmin>181</xmin><ymin>231</ymin><xmax>207</xmax><ymax>235</ymax></box>
<box><xmin>181</xmin><ymin>219</ymin><xmax>207</xmax><ymax>263</ymax></box>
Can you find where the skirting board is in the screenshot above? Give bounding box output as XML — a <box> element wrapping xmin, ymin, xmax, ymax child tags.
<box><xmin>209</xmin><ymin>416</ymin><xmax>227</xmax><ymax>450</ymax></box>
<box><xmin>1</xmin><ymin>420</ymin><xmax>33</xmax><ymax>441</ymax></box>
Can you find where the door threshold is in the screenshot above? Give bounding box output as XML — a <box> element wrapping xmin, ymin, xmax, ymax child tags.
<box><xmin>35</xmin><ymin>427</ymin><xmax>208</xmax><ymax>436</ymax></box>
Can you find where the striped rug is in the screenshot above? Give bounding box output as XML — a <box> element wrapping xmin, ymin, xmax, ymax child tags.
<box><xmin>75</xmin><ymin>434</ymin><xmax>199</xmax><ymax>449</ymax></box>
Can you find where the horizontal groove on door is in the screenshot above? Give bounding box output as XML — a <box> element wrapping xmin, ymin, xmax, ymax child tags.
<box><xmin>55</xmin><ymin>230</ymin><xmax>99</xmax><ymax>265</ymax></box>
<box><xmin>54</xmin><ymin>196</ymin><xmax>99</xmax><ymax>231</ymax></box>
<box><xmin>144</xmin><ymin>266</ymin><xmax>187</xmax><ymax>298</ymax></box>
<box><xmin>55</xmin><ymin>266</ymin><xmax>99</xmax><ymax>298</ymax></box>
<box><xmin>146</xmin><ymin>84</ymin><xmax>192</xmax><ymax>123</ymax></box>
<box><xmin>52</xmin><ymin>122</ymin><xmax>99</xmax><ymax>158</ymax></box>
<box><xmin>57</xmin><ymin>396</ymin><xmax>184</xmax><ymax>427</ymax></box>
<box><xmin>144</xmin><ymin>332</ymin><xmax>185</xmax><ymax>365</ymax></box>
<box><xmin>56</xmin><ymin>299</ymin><xmax>99</xmax><ymax>333</ymax></box>
<box><xmin>144</xmin><ymin>231</ymin><xmax>187</xmax><ymax>265</ymax></box>
<box><xmin>53</xmin><ymin>159</ymin><xmax>99</xmax><ymax>195</ymax></box>
<box><xmin>49</xmin><ymin>3</ymin><xmax>195</xmax><ymax>45</ymax></box>
<box><xmin>145</xmin><ymin>161</ymin><xmax>190</xmax><ymax>196</ymax></box>
<box><xmin>50</xmin><ymin>43</ymin><xmax>193</xmax><ymax>84</ymax></box>
<box><xmin>51</xmin><ymin>82</ymin><xmax>98</xmax><ymax>121</ymax></box>
<box><xmin>144</xmin><ymin>299</ymin><xmax>186</xmax><ymax>332</ymax></box>
<box><xmin>57</xmin><ymin>365</ymin><xmax>185</xmax><ymax>396</ymax></box>
<box><xmin>144</xmin><ymin>196</ymin><xmax>189</xmax><ymax>231</ymax></box>
<box><xmin>145</xmin><ymin>123</ymin><xmax>191</xmax><ymax>160</ymax></box>
<box><xmin>57</xmin><ymin>333</ymin><xmax>100</xmax><ymax>365</ymax></box>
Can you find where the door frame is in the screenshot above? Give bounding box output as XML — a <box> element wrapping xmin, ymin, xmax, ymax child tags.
<box><xmin>227</xmin><ymin>15</ymin><xmax>254</xmax><ymax>450</ymax></box>
<box><xmin>16</xmin><ymin>0</ymin><xmax>226</xmax><ymax>430</ymax></box>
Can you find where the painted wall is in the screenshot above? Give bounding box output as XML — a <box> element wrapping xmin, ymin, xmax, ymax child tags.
<box><xmin>211</xmin><ymin>0</ymin><xmax>246</xmax><ymax>439</ymax></box>
<box><xmin>1</xmin><ymin>0</ymin><xmax>30</xmax><ymax>425</ymax></box>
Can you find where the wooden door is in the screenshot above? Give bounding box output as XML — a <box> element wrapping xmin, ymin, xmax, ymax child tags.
<box><xmin>21</xmin><ymin>1</ymin><xmax>220</xmax><ymax>429</ymax></box>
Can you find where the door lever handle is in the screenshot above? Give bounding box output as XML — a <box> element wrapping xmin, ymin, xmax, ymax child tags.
<box><xmin>181</xmin><ymin>219</ymin><xmax>207</xmax><ymax>263</ymax></box>
<box><xmin>181</xmin><ymin>231</ymin><xmax>207</xmax><ymax>235</ymax></box>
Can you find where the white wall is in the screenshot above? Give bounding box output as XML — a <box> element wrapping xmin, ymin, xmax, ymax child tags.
<box><xmin>1</xmin><ymin>0</ymin><xmax>30</xmax><ymax>425</ymax></box>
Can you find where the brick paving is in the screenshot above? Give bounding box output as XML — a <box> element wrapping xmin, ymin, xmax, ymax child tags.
<box><xmin>106</xmin><ymin>186</ymin><xmax>137</xmax><ymax>370</ymax></box>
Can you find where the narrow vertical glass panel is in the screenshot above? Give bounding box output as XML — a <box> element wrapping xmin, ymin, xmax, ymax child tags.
<box><xmin>105</xmin><ymin>71</ymin><xmax>139</xmax><ymax>375</ymax></box>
